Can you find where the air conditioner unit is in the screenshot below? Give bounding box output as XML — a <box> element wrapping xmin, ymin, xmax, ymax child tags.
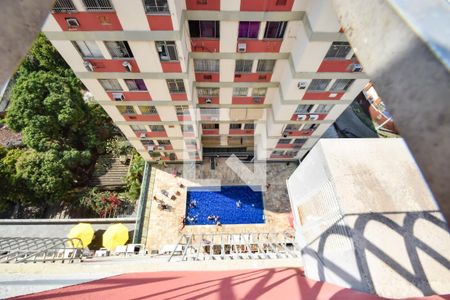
<box><xmin>156</xmin><ymin>45</ymin><xmax>163</xmax><ymax>52</ymax></box>
<box><xmin>309</xmin><ymin>114</ymin><xmax>319</xmax><ymax>120</ymax></box>
<box><xmin>160</xmin><ymin>55</ymin><xmax>170</xmax><ymax>61</ymax></box>
<box><xmin>237</xmin><ymin>43</ymin><xmax>247</xmax><ymax>53</ymax></box>
<box><xmin>351</xmin><ymin>64</ymin><xmax>363</xmax><ymax>72</ymax></box>
<box><xmin>139</xmin><ymin>133</ymin><xmax>146</xmax><ymax>138</ymax></box>
<box><xmin>65</xmin><ymin>18</ymin><xmax>80</xmax><ymax>28</ymax></box>
<box><xmin>297</xmin><ymin>81</ymin><xmax>307</xmax><ymax>90</ymax></box>
<box><xmin>297</xmin><ymin>114</ymin><xmax>307</xmax><ymax>121</ymax></box>
<box><xmin>83</xmin><ymin>61</ymin><xmax>94</xmax><ymax>72</ymax></box>
<box><xmin>157</xmin><ymin>146</ymin><xmax>164</xmax><ymax>150</ymax></box>
<box><xmin>112</xmin><ymin>93</ymin><xmax>124</xmax><ymax>101</ymax></box>
<box><xmin>122</xmin><ymin>61</ymin><xmax>132</xmax><ymax>72</ymax></box>
<box><xmin>205</xmin><ymin>98</ymin><xmax>212</xmax><ymax>104</ymax></box>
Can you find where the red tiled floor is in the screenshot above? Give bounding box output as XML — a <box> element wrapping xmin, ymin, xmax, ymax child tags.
<box><xmin>10</xmin><ymin>268</ymin><xmax>450</xmax><ymax>300</ymax></box>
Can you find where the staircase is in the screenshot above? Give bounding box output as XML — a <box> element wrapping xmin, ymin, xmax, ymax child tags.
<box><xmin>168</xmin><ymin>232</ymin><xmax>301</xmax><ymax>262</ymax></box>
<box><xmin>0</xmin><ymin>237</ymin><xmax>84</xmax><ymax>263</ymax></box>
<box><xmin>89</xmin><ymin>156</ymin><xmax>129</xmax><ymax>188</ymax></box>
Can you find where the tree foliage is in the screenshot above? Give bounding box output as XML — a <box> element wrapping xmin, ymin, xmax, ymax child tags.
<box><xmin>1</xmin><ymin>33</ymin><xmax>116</xmax><ymax>211</ymax></box>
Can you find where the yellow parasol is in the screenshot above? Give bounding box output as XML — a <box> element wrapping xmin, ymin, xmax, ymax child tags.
<box><xmin>102</xmin><ymin>223</ymin><xmax>129</xmax><ymax>251</ymax></box>
<box><xmin>67</xmin><ymin>223</ymin><xmax>94</xmax><ymax>248</ymax></box>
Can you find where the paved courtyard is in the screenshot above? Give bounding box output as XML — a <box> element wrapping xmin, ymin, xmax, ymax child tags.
<box><xmin>144</xmin><ymin>158</ymin><xmax>297</xmax><ymax>253</ymax></box>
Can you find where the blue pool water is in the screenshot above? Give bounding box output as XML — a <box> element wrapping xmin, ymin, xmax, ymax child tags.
<box><xmin>185</xmin><ymin>185</ymin><xmax>265</xmax><ymax>225</ymax></box>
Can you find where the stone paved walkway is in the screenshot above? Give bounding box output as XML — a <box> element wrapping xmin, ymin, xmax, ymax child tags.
<box><xmin>145</xmin><ymin>159</ymin><xmax>297</xmax><ymax>253</ymax></box>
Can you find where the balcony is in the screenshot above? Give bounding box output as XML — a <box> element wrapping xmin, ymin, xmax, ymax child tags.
<box><xmin>232</xmin><ymin>96</ymin><xmax>265</xmax><ymax>105</ymax></box>
<box><xmin>234</xmin><ymin>73</ymin><xmax>272</xmax><ymax>82</ymax></box>
<box><xmin>52</xmin><ymin>12</ymin><xmax>122</xmax><ymax>31</ymax></box>
<box><xmin>107</xmin><ymin>91</ymin><xmax>152</xmax><ymax>101</ymax></box>
<box><xmin>302</xmin><ymin>91</ymin><xmax>344</xmax><ymax>100</ymax></box>
<box><xmin>236</xmin><ymin>40</ymin><xmax>282</xmax><ymax>53</ymax></box>
<box><xmin>85</xmin><ymin>59</ymin><xmax>140</xmax><ymax>73</ymax></box>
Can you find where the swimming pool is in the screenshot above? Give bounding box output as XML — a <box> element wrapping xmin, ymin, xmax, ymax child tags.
<box><xmin>185</xmin><ymin>185</ymin><xmax>265</xmax><ymax>225</ymax></box>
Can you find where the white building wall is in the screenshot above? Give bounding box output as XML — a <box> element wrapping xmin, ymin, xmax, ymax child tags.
<box><xmin>112</xmin><ymin>0</ymin><xmax>148</xmax><ymax>30</ymax></box>
<box><xmin>305</xmin><ymin>0</ymin><xmax>340</xmax><ymax>32</ymax></box>
<box><xmin>220</xmin><ymin>22</ymin><xmax>239</xmax><ymax>52</ymax></box>
<box><xmin>130</xmin><ymin>42</ymin><xmax>162</xmax><ymax>72</ymax></box>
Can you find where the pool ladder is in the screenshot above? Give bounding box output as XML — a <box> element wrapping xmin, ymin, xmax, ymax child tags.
<box><xmin>168</xmin><ymin>232</ymin><xmax>300</xmax><ymax>262</ymax></box>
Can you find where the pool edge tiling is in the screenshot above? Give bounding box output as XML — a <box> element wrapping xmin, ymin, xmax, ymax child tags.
<box><xmin>185</xmin><ymin>185</ymin><xmax>265</xmax><ymax>226</ymax></box>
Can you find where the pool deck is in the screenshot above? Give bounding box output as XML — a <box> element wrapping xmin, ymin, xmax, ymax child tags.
<box><xmin>144</xmin><ymin>159</ymin><xmax>297</xmax><ymax>253</ymax></box>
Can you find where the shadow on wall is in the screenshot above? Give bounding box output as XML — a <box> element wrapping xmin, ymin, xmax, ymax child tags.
<box><xmin>302</xmin><ymin>211</ymin><xmax>450</xmax><ymax>297</ymax></box>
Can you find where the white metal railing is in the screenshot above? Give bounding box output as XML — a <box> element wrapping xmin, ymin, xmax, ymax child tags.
<box><xmin>168</xmin><ymin>232</ymin><xmax>300</xmax><ymax>262</ymax></box>
<box><xmin>82</xmin><ymin>0</ymin><xmax>113</xmax><ymax>11</ymax></box>
<box><xmin>52</xmin><ymin>0</ymin><xmax>77</xmax><ymax>12</ymax></box>
<box><xmin>0</xmin><ymin>237</ymin><xmax>85</xmax><ymax>263</ymax></box>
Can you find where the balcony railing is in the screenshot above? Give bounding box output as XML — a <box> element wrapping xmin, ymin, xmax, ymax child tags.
<box><xmin>52</xmin><ymin>0</ymin><xmax>77</xmax><ymax>12</ymax></box>
<box><xmin>82</xmin><ymin>0</ymin><xmax>114</xmax><ymax>11</ymax></box>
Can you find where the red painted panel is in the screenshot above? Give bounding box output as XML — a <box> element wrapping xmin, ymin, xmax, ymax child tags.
<box><xmin>177</xmin><ymin>115</ymin><xmax>192</xmax><ymax>121</ymax></box>
<box><xmin>237</xmin><ymin>40</ymin><xmax>282</xmax><ymax>53</ymax></box>
<box><xmin>107</xmin><ymin>91</ymin><xmax>151</xmax><ymax>101</ymax></box>
<box><xmin>240</xmin><ymin>0</ymin><xmax>294</xmax><ymax>11</ymax></box>
<box><xmin>234</xmin><ymin>73</ymin><xmax>272</xmax><ymax>82</ymax></box>
<box><xmin>232</xmin><ymin>97</ymin><xmax>265</xmax><ymax>104</ymax></box>
<box><xmin>161</xmin><ymin>62</ymin><xmax>182</xmax><ymax>73</ymax></box>
<box><xmin>290</xmin><ymin>114</ymin><xmax>327</xmax><ymax>121</ymax></box>
<box><xmin>87</xmin><ymin>59</ymin><xmax>140</xmax><ymax>73</ymax></box>
<box><xmin>202</xmin><ymin>129</ymin><xmax>219</xmax><ymax>135</ymax></box>
<box><xmin>286</xmin><ymin>130</ymin><xmax>315</xmax><ymax>137</ymax></box>
<box><xmin>52</xmin><ymin>12</ymin><xmax>122</xmax><ymax>31</ymax></box>
<box><xmin>170</xmin><ymin>93</ymin><xmax>188</xmax><ymax>101</ymax></box>
<box><xmin>195</xmin><ymin>73</ymin><xmax>220</xmax><ymax>82</ymax></box>
<box><xmin>198</xmin><ymin>96</ymin><xmax>220</xmax><ymax>104</ymax></box>
<box><xmin>191</xmin><ymin>39</ymin><xmax>220</xmax><ymax>52</ymax></box>
<box><xmin>147</xmin><ymin>15</ymin><xmax>173</xmax><ymax>30</ymax></box>
<box><xmin>163</xmin><ymin>145</ymin><xmax>174</xmax><ymax>151</ymax></box>
<box><xmin>183</xmin><ymin>132</ymin><xmax>196</xmax><ymax>138</ymax></box>
<box><xmin>302</xmin><ymin>91</ymin><xmax>344</xmax><ymax>100</ymax></box>
<box><xmin>123</xmin><ymin>115</ymin><xmax>160</xmax><ymax>121</ymax></box>
<box><xmin>186</xmin><ymin>0</ymin><xmax>220</xmax><ymax>10</ymax></box>
<box><xmin>317</xmin><ymin>60</ymin><xmax>353</xmax><ymax>72</ymax></box>
<box><xmin>146</xmin><ymin>131</ymin><xmax>168</xmax><ymax>138</ymax></box>
<box><xmin>229</xmin><ymin>129</ymin><xmax>255</xmax><ymax>135</ymax></box>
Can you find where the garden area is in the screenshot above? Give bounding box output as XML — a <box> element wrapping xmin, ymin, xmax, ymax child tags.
<box><xmin>0</xmin><ymin>34</ymin><xmax>144</xmax><ymax>219</ymax></box>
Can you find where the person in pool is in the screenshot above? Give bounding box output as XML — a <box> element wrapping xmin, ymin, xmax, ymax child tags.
<box><xmin>236</xmin><ymin>200</ymin><xmax>242</xmax><ymax>208</ymax></box>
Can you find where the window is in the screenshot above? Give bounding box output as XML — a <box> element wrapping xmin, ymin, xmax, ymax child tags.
<box><xmin>194</xmin><ymin>59</ymin><xmax>220</xmax><ymax>72</ymax></box>
<box><xmin>284</xmin><ymin>124</ymin><xmax>300</xmax><ymax>133</ymax></box>
<box><xmin>82</xmin><ymin>0</ymin><xmax>113</xmax><ymax>10</ymax></box>
<box><xmin>330</xmin><ymin>79</ymin><xmax>354</xmax><ymax>92</ymax></box>
<box><xmin>142</xmin><ymin>140</ymin><xmax>155</xmax><ymax>147</ymax></box>
<box><xmin>272</xmin><ymin>151</ymin><xmax>285</xmax><ymax>156</ymax></box>
<box><xmin>230</xmin><ymin>123</ymin><xmax>242</xmax><ymax>129</ymax></box>
<box><xmin>264</xmin><ymin>21</ymin><xmax>287</xmax><ymax>39</ymax></box>
<box><xmin>157</xmin><ymin>140</ymin><xmax>171</xmax><ymax>145</ymax></box>
<box><xmin>118</xmin><ymin>106</ymin><xmax>135</xmax><ymax>115</ymax></box>
<box><xmin>182</xmin><ymin>125</ymin><xmax>194</xmax><ymax>133</ymax></box>
<box><xmin>295</xmin><ymin>105</ymin><xmax>314</xmax><ymax>114</ymax></box>
<box><xmin>143</xmin><ymin>0</ymin><xmax>169</xmax><ymax>14</ymax></box>
<box><xmin>197</xmin><ymin>87</ymin><xmax>219</xmax><ymax>97</ymax></box>
<box><xmin>233</xmin><ymin>87</ymin><xmax>248</xmax><ymax>96</ymax></box>
<box><xmin>99</xmin><ymin>79</ymin><xmax>122</xmax><ymax>91</ymax></box>
<box><xmin>150</xmin><ymin>125</ymin><xmax>165</xmax><ymax>132</ymax></box>
<box><xmin>285</xmin><ymin>151</ymin><xmax>298</xmax><ymax>157</ymax></box>
<box><xmin>278</xmin><ymin>139</ymin><xmax>291</xmax><ymax>144</ymax></box>
<box><xmin>104</xmin><ymin>41</ymin><xmax>133</xmax><ymax>58</ymax></box>
<box><xmin>73</xmin><ymin>41</ymin><xmax>103</xmax><ymax>58</ymax></box>
<box><xmin>155</xmin><ymin>41</ymin><xmax>178</xmax><ymax>61</ymax></box>
<box><xmin>244</xmin><ymin>123</ymin><xmax>255</xmax><ymax>130</ymax></box>
<box><xmin>202</xmin><ymin>124</ymin><xmax>219</xmax><ymax>129</ymax></box>
<box><xmin>294</xmin><ymin>138</ymin><xmax>306</xmax><ymax>144</ymax></box>
<box><xmin>307</xmin><ymin>79</ymin><xmax>331</xmax><ymax>91</ymax></box>
<box><xmin>166</xmin><ymin>79</ymin><xmax>185</xmax><ymax>93</ymax></box>
<box><xmin>131</xmin><ymin>125</ymin><xmax>146</xmax><ymax>132</ymax></box>
<box><xmin>238</xmin><ymin>22</ymin><xmax>260</xmax><ymax>38</ymax></box>
<box><xmin>256</xmin><ymin>60</ymin><xmax>276</xmax><ymax>72</ymax></box>
<box><xmin>188</xmin><ymin>21</ymin><xmax>220</xmax><ymax>38</ymax></box>
<box><xmin>252</xmin><ymin>88</ymin><xmax>267</xmax><ymax>97</ymax></box>
<box><xmin>303</xmin><ymin>123</ymin><xmax>318</xmax><ymax>130</ymax></box>
<box><xmin>175</xmin><ymin>105</ymin><xmax>190</xmax><ymax>116</ymax></box>
<box><xmin>125</xmin><ymin>79</ymin><xmax>147</xmax><ymax>91</ymax></box>
<box><xmin>235</xmin><ymin>60</ymin><xmax>253</xmax><ymax>73</ymax></box>
<box><xmin>139</xmin><ymin>106</ymin><xmax>157</xmax><ymax>115</ymax></box>
<box><xmin>53</xmin><ymin>0</ymin><xmax>76</xmax><ymax>12</ymax></box>
<box><xmin>325</xmin><ymin>42</ymin><xmax>351</xmax><ymax>59</ymax></box>
<box><xmin>314</xmin><ymin>104</ymin><xmax>334</xmax><ymax>114</ymax></box>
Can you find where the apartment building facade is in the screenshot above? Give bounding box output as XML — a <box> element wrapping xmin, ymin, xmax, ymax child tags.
<box><xmin>42</xmin><ymin>0</ymin><xmax>369</xmax><ymax>162</ymax></box>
